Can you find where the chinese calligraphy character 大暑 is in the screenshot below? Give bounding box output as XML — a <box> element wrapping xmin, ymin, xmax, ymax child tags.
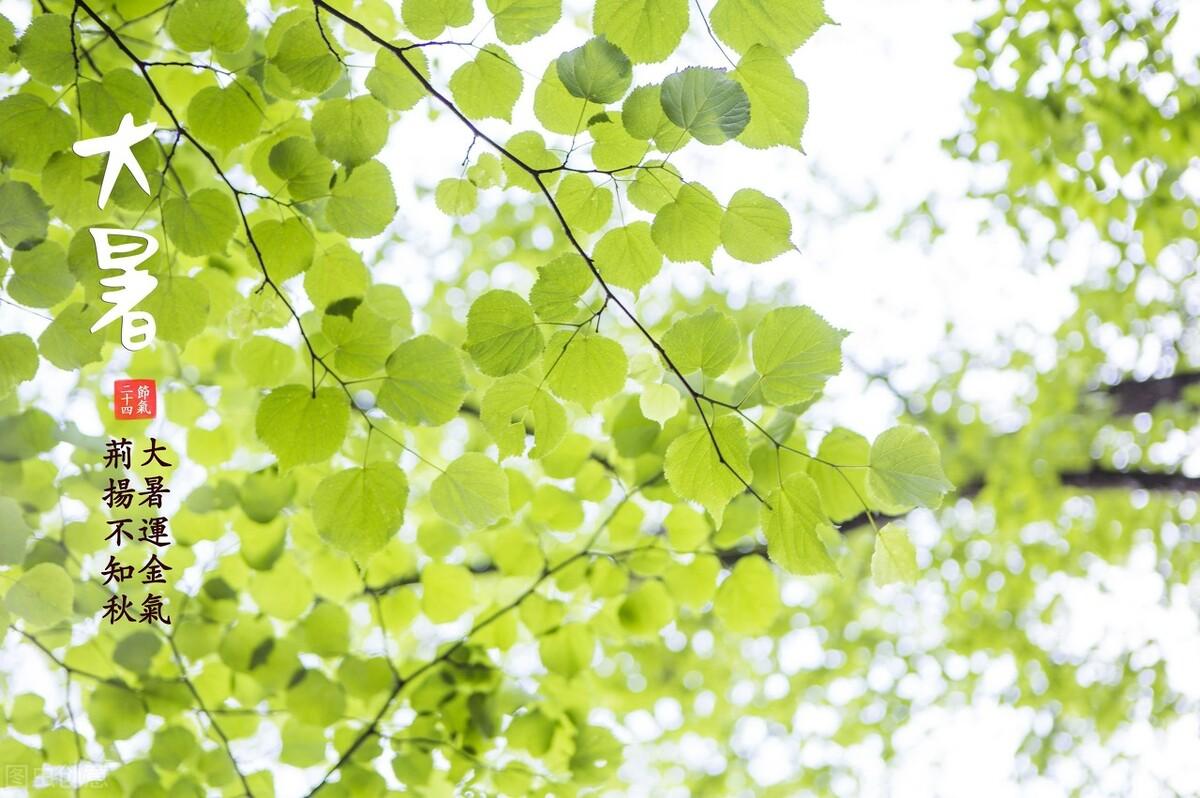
<box><xmin>72</xmin><ymin>113</ymin><xmax>160</xmax><ymax>352</ymax></box>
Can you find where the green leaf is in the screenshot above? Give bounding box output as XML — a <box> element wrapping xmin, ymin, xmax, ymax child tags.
<box><xmin>254</xmin><ymin>217</ymin><xmax>315</xmax><ymax>281</ymax></box>
<box><xmin>539</xmin><ymin>624</ymin><xmax>593</xmax><ymax>677</ymax></box>
<box><xmin>544</xmin><ymin>330</ymin><xmax>628</xmax><ymax>410</ymax></box>
<box><xmin>139</xmin><ymin>275</ymin><xmax>210</xmax><ymax>345</ymax></box>
<box><xmin>271</xmin><ymin>19</ymin><xmax>343</xmax><ymax>96</ymax></box>
<box><xmin>663</xmin><ymin>504</ymin><xmax>706</xmax><ymax>549</ymax></box>
<box><xmin>732</xmin><ymin>45</ymin><xmax>809</xmax><ymax>150</ymax></box>
<box><xmin>327</xmin><ymin>160</ymin><xmax>397</xmax><ymax>238</ymax></box>
<box><xmin>555</xmin><ymin>174</ymin><xmax>614</xmax><ymax>233</ymax></box>
<box><xmin>167</xmin><ymin>0</ymin><xmax>249</xmax><ymax>52</ymax></box>
<box><xmin>430</xmin><ymin>453</ymin><xmax>511</xmax><ymax>528</ymax></box>
<box><xmin>323</xmin><ymin>306</ymin><xmax>394</xmax><ymax>377</ymax></box>
<box><xmin>533</xmin><ymin>62</ymin><xmax>586</xmax><ymax>134</ymax></box>
<box><xmin>5</xmin><ymin>563</ymin><xmax>73</xmax><ymax>628</ymax></box>
<box><xmin>421</xmin><ymin>562</ymin><xmax>474</xmax><ymax>622</ymax></box>
<box><xmin>17</xmin><ymin>14</ymin><xmax>73</xmax><ymax>85</ymax></box>
<box><xmin>300</xmin><ymin>602</ymin><xmax>351</xmax><ymax>657</ymax></box>
<box><xmin>664</xmin><ymin>415</ymin><xmax>751</xmax><ymax>525</ymax></box>
<box><xmin>710</xmin><ymin>0</ymin><xmax>833</xmax><ymax>55</ymax></box>
<box><xmin>751</xmin><ymin>306</ymin><xmax>846</xmax><ymax>405</ymax></box>
<box><xmin>480</xmin><ymin>373</ymin><xmax>567</xmax><ymax>459</ymax></box>
<box><xmin>714</xmin><ymin>554</ymin><xmax>780</xmax><ymax>634</ymax></box>
<box><xmin>434</xmin><ymin>177</ymin><xmax>478</xmax><ymax>215</ymax></box>
<box><xmin>377</xmin><ymin>334</ymin><xmax>468</xmax><ymax>425</ymax></box>
<box><xmin>468</xmin><ymin>153</ymin><xmax>504</xmax><ymax>189</ymax></box>
<box><xmin>252</xmin><ymin>556</ymin><xmax>315</xmax><ymax>618</ymax></box>
<box><xmin>0</xmin><ymin>95</ymin><xmax>74</xmax><ymax>171</ymax></box>
<box><xmin>640</xmin><ymin>383</ymin><xmax>681</xmax><ymax>424</ymax></box>
<box><xmin>364</xmin><ymin>284</ymin><xmax>414</xmax><ymax>335</ymax></box>
<box><xmin>0</xmin><ymin>408</ymin><xmax>57</xmax><ymax>460</ymax></box>
<box><xmin>531</xmin><ymin>254</ymin><xmax>592</xmax><ymax>321</ymax></box>
<box><xmin>663</xmin><ymin>554</ymin><xmax>719</xmax><ymax>608</ymax></box>
<box><xmin>593</xmin><ymin>221</ymin><xmax>662</xmax><ymax>293</ymax></box>
<box><xmin>7</xmin><ymin>241</ymin><xmax>73</xmax><ymax>308</ymax></box>
<box><xmin>866</xmin><ymin>425</ymin><xmax>953</xmax><ymax>511</ymax></box>
<box><xmin>112</xmin><ymin>632</ymin><xmax>162</xmax><ymax>674</ymax></box>
<box><xmin>313</xmin><ymin>463</ymin><xmax>409</xmax><ymax>559</ymax></box>
<box><xmin>0</xmin><ymin>14</ymin><xmax>15</xmax><ymax>69</ymax></box>
<box><xmin>78</xmin><ymin>69</ymin><xmax>155</xmax><ymax>133</ymax></box>
<box><xmin>660</xmin><ymin>67</ymin><xmax>750</xmax><ymax>145</ymax></box>
<box><xmin>313</xmin><ymin>96</ymin><xmax>390</xmax><ymax>166</ymax></box>
<box><xmin>163</xmin><ymin>188</ymin><xmax>238</xmax><ymax>256</ymax></box>
<box><xmin>37</xmin><ymin>303</ymin><xmax>103</xmax><ymax>370</ymax></box>
<box><xmin>507</xmin><ymin>709</ymin><xmax>557</xmax><ymax>754</ymax></box>
<box><xmin>286</xmin><ymin>671</ymin><xmax>345</xmax><ymax>727</ymax></box>
<box><xmin>366</xmin><ymin>46</ymin><xmax>430</xmax><ymax>111</ymax></box>
<box><xmin>871</xmin><ymin>522</ymin><xmax>918</xmax><ymax>586</ymax></box>
<box><xmin>588</xmin><ymin>114</ymin><xmax>649</xmax><ymax>170</ymax></box>
<box><xmin>593</xmin><ymin>0</ymin><xmax>688</xmax><ymax>64</ymax></box>
<box><xmin>502</xmin><ymin>131</ymin><xmax>560</xmax><ymax>191</ymax></box>
<box><xmin>531</xmin><ymin>483</ymin><xmax>583</xmax><ymax>530</ymax></box>
<box><xmin>651</xmin><ymin>182</ymin><xmax>723</xmax><ymax>266</ymax></box>
<box><xmin>401</xmin><ymin>0</ymin><xmax>474</xmax><ymax>39</ymax></box>
<box><xmin>721</xmin><ymin>188</ymin><xmax>793</xmax><ymax>263</ymax></box>
<box><xmin>150</xmin><ymin>727</ymin><xmax>198</xmax><ymax>769</ymax></box>
<box><xmin>449</xmin><ymin>45</ymin><xmax>522</xmax><ymax>122</ymax></box>
<box><xmin>618</xmin><ymin>580</ymin><xmax>674</xmax><ymax>635</ymax></box>
<box><xmin>255</xmin><ymin>385</ymin><xmax>349</xmax><ymax>470</ymax></box>
<box><xmin>87</xmin><ymin>683</ymin><xmax>146</xmax><ymax>741</ymax></box>
<box><xmin>807</xmin><ymin>428</ymin><xmax>870</xmax><ymax>523</ymax></box>
<box><xmin>556</xmin><ymin>36</ymin><xmax>632</xmax><ymax>104</ymax></box>
<box><xmin>762</xmin><ymin>473</ymin><xmax>838</xmax><ymax>575</ymax></box>
<box><xmin>306</xmin><ymin>244</ymin><xmax>368</xmax><ymax>307</ymax></box>
<box><xmin>41</xmin><ymin>152</ymin><xmax>99</xmax><ymax>226</ymax></box>
<box><xmin>238</xmin><ymin>469</ymin><xmax>298</xmax><ymax>529</ymax></box>
<box><xmin>234</xmin><ymin>336</ymin><xmax>297</xmax><ymax>389</ymax></box>
<box><xmin>0</xmin><ymin>181</ymin><xmax>50</xmax><ymax>247</ymax></box>
<box><xmin>0</xmin><ymin>334</ymin><xmax>37</xmax><ymax>399</ymax></box>
<box><xmin>486</xmin><ymin>0</ymin><xmax>561</xmax><ymax>44</ymax></box>
<box><xmin>622</xmin><ymin>85</ymin><xmax>667</xmax><ymax>140</ymax></box>
<box><xmin>661</xmin><ymin>308</ymin><xmax>739</xmax><ymax>378</ymax></box>
<box><xmin>218</xmin><ymin>616</ymin><xmax>273</xmax><ymax>672</ymax></box>
<box><xmin>10</xmin><ymin>694</ymin><xmax>49</xmax><ymax>735</ymax></box>
<box><xmin>464</xmin><ymin>289</ymin><xmax>543</xmax><ymax>376</ymax></box>
<box><xmin>269</xmin><ymin>137</ymin><xmax>334</xmax><ymax>202</ymax></box>
<box><xmin>516</xmin><ymin>596</ymin><xmax>559</xmax><ymax>637</ymax></box>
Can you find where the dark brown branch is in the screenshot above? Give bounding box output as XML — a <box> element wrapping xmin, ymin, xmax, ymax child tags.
<box><xmin>1102</xmin><ymin>372</ymin><xmax>1200</xmax><ymax>415</ymax></box>
<box><xmin>363</xmin><ymin>559</ymin><xmax>495</xmax><ymax>596</ymax></box>
<box><xmin>716</xmin><ymin>464</ymin><xmax>1200</xmax><ymax>567</ymax></box>
<box><xmin>1059</xmin><ymin>468</ymin><xmax>1200</xmax><ymax>492</ymax></box>
<box><xmin>946</xmin><ymin>468</ymin><xmax>1200</xmax><ymax>497</ymax></box>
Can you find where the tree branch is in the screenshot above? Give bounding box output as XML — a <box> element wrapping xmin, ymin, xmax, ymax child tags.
<box><xmin>1102</xmin><ymin>372</ymin><xmax>1200</xmax><ymax>415</ymax></box>
<box><xmin>165</xmin><ymin>635</ymin><xmax>256</xmax><ymax>798</ymax></box>
<box><xmin>312</xmin><ymin>0</ymin><xmax>767</xmax><ymax>506</ymax></box>
<box><xmin>1059</xmin><ymin>467</ymin><xmax>1200</xmax><ymax>492</ymax></box>
<box><xmin>303</xmin><ymin>464</ymin><xmax>656</xmax><ymax>796</ymax></box>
